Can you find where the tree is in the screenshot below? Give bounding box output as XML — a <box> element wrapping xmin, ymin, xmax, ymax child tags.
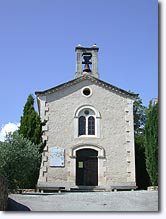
<box><xmin>133</xmin><ymin>95</ymin><xmax>146</xmax><ymax>135</ymax></box>
<box><xmin>19</xmin><ymin>94</ymin><xmax>42</xmax><ymax>147</ymax></box>
<box><xmin>133</xmin><ymin>94</ymin><xmax>150</xmax><ymax>189</ymax></box>
<box><xmin>145</xmin><ymin>101</ymin><xmax>158</xmax><ymax>186</ymax></box>
<box><xmin>0</xmin><ymin>132</ymin><xmax>41</xmax><ymax>189</ymax></box>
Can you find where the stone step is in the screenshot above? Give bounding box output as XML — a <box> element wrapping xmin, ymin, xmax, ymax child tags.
<box><xmin>70</xmin><ymin>186</ymin><xmax>106</xmax><ymax>192</ymax></box>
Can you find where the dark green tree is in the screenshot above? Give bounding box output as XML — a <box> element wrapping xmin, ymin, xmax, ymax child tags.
<box><xmin>133</xmin><ymin>94</ymin><xmax>150</xmax><ymax>189</ymax></box>
<box><xmin>0</xmin><ymin>132</ymin><xmax>41</xmax><ymax>189</ymax></box>
<box><xmin>133</xmin><ymin>95</ymin><xmax>146</xmax><ymax>135</ymax></box>
<box><xmin>145</xmin><ymin>101</ymin><xmax>158</xmax><ymax>186</ymax></box>
<box><xmin>19</xmin><ymin>94</ymin><xmax>42</xmax><ymax>147</ymax></box>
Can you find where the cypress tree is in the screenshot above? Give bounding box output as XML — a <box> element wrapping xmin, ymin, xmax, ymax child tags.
<box><xmin>19</xmin><ymin>94</ymin><xmax>42</xmax><ymax>146</ymax></box>
<box><xmin>145</xmin><ymin>101</ymin><xmax>158</xmax><ymax>186</ymax></box>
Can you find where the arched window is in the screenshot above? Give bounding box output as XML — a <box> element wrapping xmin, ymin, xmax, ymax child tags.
<box><xmin>79</xmin><ymin>116</ymin><xmax>86</xmax><ymax>135</ymax></box>
<box><xmin>74</xmin><ymin>105</ymin><xmax>101</xmax><ymax>138</ymax></box>
<box><xmin>88</xmin><ymin>116</ymin><xmax>95</xmax><ymax>135</ymax></box>
<box><xmin>78</xmin><ymin>109</ymin><xmax>95</xmax><ymax>136</ymax></box>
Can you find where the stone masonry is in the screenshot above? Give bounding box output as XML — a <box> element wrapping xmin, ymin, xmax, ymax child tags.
<box><xmin>36</xmin><ymin>77</ymin><xmax>136</xmax><ymax>191</ymax></box>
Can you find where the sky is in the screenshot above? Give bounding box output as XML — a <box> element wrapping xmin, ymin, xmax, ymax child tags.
<box><xmin>0</xmin><ymin>0</ymin><xmax>158</xmax><ymax>141</ymax></box>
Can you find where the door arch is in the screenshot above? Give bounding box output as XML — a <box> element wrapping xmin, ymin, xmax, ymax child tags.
<box><xmin>76</xmin><ymin>149</ymin><xmax>98</xmax><ymax>186</ymax></box>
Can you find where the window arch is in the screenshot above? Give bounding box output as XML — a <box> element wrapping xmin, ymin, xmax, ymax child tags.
<box><xmin>74</xmin><ymin>105</ymin><xmax>101</xmax><ymax>138</ymax></box>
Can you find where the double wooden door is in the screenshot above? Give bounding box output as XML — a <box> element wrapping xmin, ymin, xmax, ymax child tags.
<box><xmin>76</xmin><ymin>149</ymin><xmax>98</xmax><ymax>186</ymax></box>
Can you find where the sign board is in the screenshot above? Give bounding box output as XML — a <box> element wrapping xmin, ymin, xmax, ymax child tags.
<box><xmin>78</xmin><ymin>161</ymin><xmax>83</xmax><ymax>168</ymax></box>
<box><xmin>50</xmin><ymin>147</ymin><xmax>65</xmax><ymax>167</ymax></box>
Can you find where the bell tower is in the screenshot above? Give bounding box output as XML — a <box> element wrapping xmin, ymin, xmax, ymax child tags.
<box><xmin>75</xmin><ymin>44</ymin><xmax>99</xmax><ymax>79</ymax></box>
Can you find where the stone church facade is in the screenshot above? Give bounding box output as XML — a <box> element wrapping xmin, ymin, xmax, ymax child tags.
<box><xmin>35</xmin><ymin>45</ymin><xmax>137</xmax><ymax>191</ymax></box>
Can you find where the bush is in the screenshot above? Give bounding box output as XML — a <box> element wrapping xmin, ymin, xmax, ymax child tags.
<box><xmin>145</xmin><ymin>102</ymin><xmax>158</xmax><ymax>186</ymax></box>
<box><xmin>0</xmin><ymin>132</ymin><xmax>41</xmax><ymax>189</ymax></box>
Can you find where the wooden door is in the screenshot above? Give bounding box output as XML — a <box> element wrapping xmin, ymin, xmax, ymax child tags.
<box><xmin>76</xmin><ymin>149</ymin><xmax>98</xmax><ymax>186</ymax></box>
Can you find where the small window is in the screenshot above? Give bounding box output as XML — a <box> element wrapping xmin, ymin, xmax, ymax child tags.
<box><xmin>84</xmin><ymin>110</ymin><xmax>89</xmax><ymax>115</ymax></box>
<box><xmin>83</xmin><ymin>88</ymin><xmax>90</xmax><ymax>96</ymax></box>
<box><xmin>82</xmin><ymin>87</ymin><xmax>92</xmax><ymax>97</ymax></box>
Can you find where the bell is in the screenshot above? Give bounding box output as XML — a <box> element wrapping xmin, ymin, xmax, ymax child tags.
<box><xmin>82</xmin><ymin>53</ymin><xmax>92</xmax><ymax>72</ymax></box>
<box><xmin>83</xmin><ymin>63</ymin><xmax>91</xmax><ymax>72</ymax></box>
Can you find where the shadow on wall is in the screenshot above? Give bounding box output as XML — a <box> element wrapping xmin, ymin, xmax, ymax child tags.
<box><xmin>6</xmin><ymin>198</ymin><xmax>31</xmax><ymax>211</ymax></box>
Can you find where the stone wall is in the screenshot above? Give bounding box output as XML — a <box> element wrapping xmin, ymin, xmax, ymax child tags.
<box><xmin>37</xmin><ymin>79</ymin><xmax>136</xmax><ymax>190</ymax></box>
<box><xmin>0</xmin><ymin>176</ymin><xmax>8</xmax><ymax>211</ymax></box>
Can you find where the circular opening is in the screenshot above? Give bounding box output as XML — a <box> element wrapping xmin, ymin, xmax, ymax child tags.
<box><xmin>84</xmin><ymin>110</ymin><xmax>89</xmax><ymax>115</ymax></box>
<box><xmin>83</xmin><ymin>88</ymin><xmax>91</xmax><ymax>96</ymax></box>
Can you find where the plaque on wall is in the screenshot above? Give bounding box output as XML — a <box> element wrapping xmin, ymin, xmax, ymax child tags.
<box><xmin>50</xmin><ymin>147</ymin><xmax>65</xmax><ymax>167</ymax></box>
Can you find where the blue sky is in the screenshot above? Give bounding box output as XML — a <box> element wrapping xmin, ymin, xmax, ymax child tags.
<box><xmin>0</xmin><ymin>0</ymin><xmax>158</xmax><ymax>134</ymax></box>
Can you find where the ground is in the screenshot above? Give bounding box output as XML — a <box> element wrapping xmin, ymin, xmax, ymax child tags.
<box><xmin>6</xmin><ymin>190</ymin><xmax>158</xmax><ymax>212</ymax></box>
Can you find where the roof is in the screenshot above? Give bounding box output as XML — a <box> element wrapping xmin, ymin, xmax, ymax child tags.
<box><xmin>35</xmin><ymin>74</ymin><xmax>138</xmax><ymax>99</ymax></box>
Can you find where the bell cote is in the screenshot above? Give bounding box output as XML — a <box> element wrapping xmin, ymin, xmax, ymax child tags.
<box><xmin>75</xmin><ymin>44</ymin><xmax>99</xmax><ymax>79</ymax></box>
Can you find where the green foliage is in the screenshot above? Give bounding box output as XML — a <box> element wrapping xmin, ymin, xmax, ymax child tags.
<box><xmin>133</xmin><ymin>94</ymin><xmax>150</xmax><ymax>189</ymax></box>
<box><xmin>133</xmin><ymin>95</ymin><xmax>146</xmax><ymax>136</ymax></box>
<box><xmin>145</xmin><ymin>101</ymin><xmax>158</xmax><ymax>186</ymax></box>
<box><xmin>0</xmin><ymin>132</ymin><xmax>41</xmax><ymax>189</ymax></box>
<box><xmin>19</xmin><ymin>94</ymin><xmax>42</xmax><ymax>147</ymax></box>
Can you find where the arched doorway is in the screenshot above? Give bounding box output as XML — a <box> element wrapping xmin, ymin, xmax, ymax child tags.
<box><xmin>76</xmin><ymin>149</ymin><xmax>98</xmax><ymax>186</ymax></box>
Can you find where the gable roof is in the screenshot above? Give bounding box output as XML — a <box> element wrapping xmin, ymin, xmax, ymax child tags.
<box><xmin>35</xmin><ymin>73</ymin><xmax>138</xmax><ymax>99</ymax></box>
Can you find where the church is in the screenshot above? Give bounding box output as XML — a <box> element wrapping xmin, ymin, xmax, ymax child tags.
<box><xmin>35</xmin><ymin>45</ymin><xmax>137</xmax><ymax>191</ymax></box>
